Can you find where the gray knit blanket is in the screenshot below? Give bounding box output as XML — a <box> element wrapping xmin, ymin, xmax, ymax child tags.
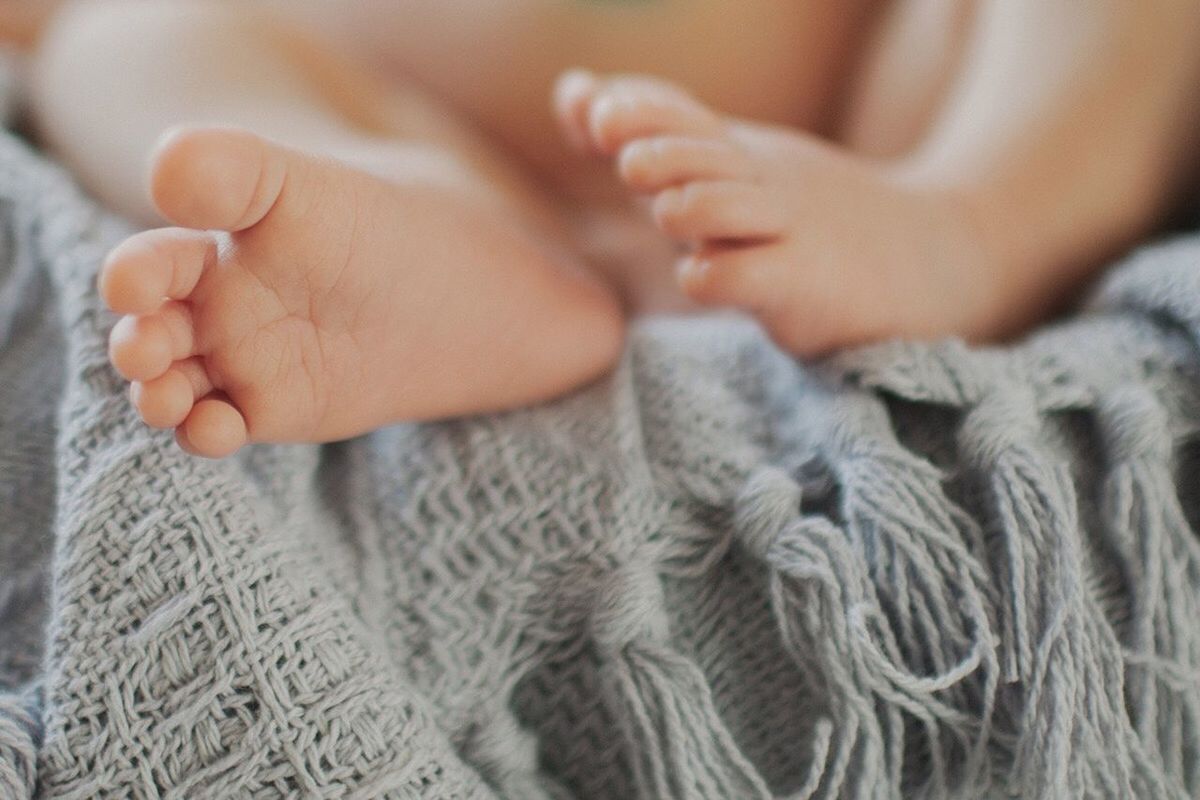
<box><xmin>2</xmin><ymin>125</ymin><xmax>1200</xmax><ymax>799</ymax></box>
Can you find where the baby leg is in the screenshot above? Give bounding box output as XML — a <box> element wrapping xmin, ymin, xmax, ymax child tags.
<box><xmin>33</xmin><ymin>1</ymin><xmax>623</xmax><ymax>456</ymax></box>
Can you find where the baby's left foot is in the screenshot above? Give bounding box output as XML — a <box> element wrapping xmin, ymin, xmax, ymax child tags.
<box><xmin>555</xmin><ymin>71</ymin><xmax>1006</xmax><ymax>354</ymax></box>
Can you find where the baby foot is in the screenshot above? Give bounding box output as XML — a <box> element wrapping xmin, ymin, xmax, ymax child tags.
<box><xmin>0</xmin><ymin>0</ymin><xmax>62</xmax><ymax>48</ymax></box>
<box><xmin>101</xmin><ymin>127</ymin><xmax>622</xmax><ymax>457</ymax></box>
<box><xmin>554</xmin><ymin>70</ymin><xmax>1003</xmax><ymax>354</ymax></box>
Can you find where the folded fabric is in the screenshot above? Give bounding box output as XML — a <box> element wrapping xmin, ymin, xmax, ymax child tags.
<box><xmin>1</xmin><ymin>128</ymin><xmax>1198</xmax><ymax>799</ymax></box>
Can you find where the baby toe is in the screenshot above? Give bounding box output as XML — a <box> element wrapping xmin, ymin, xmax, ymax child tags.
<box><xmin>131</xmin><ymin>369</ymin><xmax>195</xmax><ymax>429</ymax></box>
<box><xmin>108</xmin><ymin>318</ymin><xmax>169</xmax><ymax>383</ymax></box>
<box><xmin>618</xmin><ymin>136</ymin><xmax>753</xmax><ymax>193</ymax></box>
<box><xmin>108</xmin><ymin>301</ymin><xmax>195</xmax><ymax>382</ymax></box>
<box><xmin>584</xmin><ymin>75</ymin><xmax>723</xmax><ymax>155</ymax></box>
<box><xmin>679</xmin><ymin>245</ymin><xmax>840</xmax><ymax>357</ymax></box>
<box><xmin>180</xmin><ymin>397</ymin><xmax>247</xmax><ymax>459</ymax></box>
<box><xmin>553</xmin><ymin>69</ymin><xmax>601</xmax><ymax>151</ymax></box>
<box><xmin>100</xmin><ymin>228</ymin><xmax>215</xmax><ymax>315</ymax></box>
<box><xmin>131</xmin><ymin>357</ymin><xmax>214</xmax><ymax>430</ymax></box>
<box><xmin>677</xmin><ymin>245</ymin><xmax>783</xmax><ymax>311</ymax></box>
<box><xmin>150</xmin><ymin>126</ymin><xmax>290</xmax><ymax>232</ymax></box>
<box><xmin>652</xmin><ymin>181</ymin><xmax>787</xmax><ymax>242</ymax></box>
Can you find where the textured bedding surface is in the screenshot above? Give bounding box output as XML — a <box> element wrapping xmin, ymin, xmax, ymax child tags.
<box><xmin>1</xmin><ymin>126</ymin><xmax>1200</xmax><ymax>799</ymax></box>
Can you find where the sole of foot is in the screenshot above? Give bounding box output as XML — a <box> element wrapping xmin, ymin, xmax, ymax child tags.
<box><xmin>102</xmin><ymin>126</ymin><xmax>623</xmax><ymax>457</ymax></box>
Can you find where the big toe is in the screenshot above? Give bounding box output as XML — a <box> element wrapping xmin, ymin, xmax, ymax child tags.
<box><xmin>557</xmin><ymin>71</ymin><xmax>724</xmax><ymax>156</ymax></box>
<box><xmin>553</xmin><ymin>69</ymin><xmax>601</xmax><ymax>151</ymax></box>
<box><xmin>149</xmin><ymin>126</ymin><xmax>290</xmax><ymax>232</ymax></box>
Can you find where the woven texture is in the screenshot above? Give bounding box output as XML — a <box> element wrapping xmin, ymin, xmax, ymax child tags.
<box><xmin>2</xmin><ymin>127</ymin><xmax>1200</xmax><ymax>799</ymax></box>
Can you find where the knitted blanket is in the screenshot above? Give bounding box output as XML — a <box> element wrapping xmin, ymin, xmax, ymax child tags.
<box><xmin>1</xmin><ymin>127</ymin><xmax>1200</xmax><ymax>800</ymax></box>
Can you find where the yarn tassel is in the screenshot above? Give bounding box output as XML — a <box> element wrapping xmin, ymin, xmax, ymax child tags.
<box><xmin>763</xmin><ymin>513</ymin><xmax>898</xmax><ymax>799</ymax></box>
<box><xmin>735</xmin><ymin>414</ymin><xmax>999</xmax><ymax>799</ymax></box>
<box><xmin>1097</xmin><ymin>389</ymin><xmax>1200</xmax><ymax>795</ymax></box>
<box><xmin>591</xmin><ymin>566</ymin><xmax>772</xmax><ymax>799</ymax></box>
<box><xmin>959</xmin><ymin>392</ymin><xmax>1178</xmax><ymax>799</ymax></box>
<box><xmin>831</xmin><ymin>397</ymin><xmax>995</xmax><ymax>794</ymax></box>
<box><xmin>463</xmin><ymin>705</ymin><xmax>573</xmax><ymax>800</ymax></box>
<box><xmin>838</xmin><ymin>448</ymin><xmax>996</xmax><ymax>795</ymax></box>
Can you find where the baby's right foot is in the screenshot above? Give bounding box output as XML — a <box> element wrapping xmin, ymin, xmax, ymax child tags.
<box><xmin>101</xmin><ymin>127</ymin><xmax>622</xmax><ymax>457</ymax></box>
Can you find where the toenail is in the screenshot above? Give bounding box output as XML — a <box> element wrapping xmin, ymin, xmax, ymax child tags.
<box><xmin>557</xmin><ymin>68</ymin><xmax>596</xmax><ymax>98</ymax></box>
<box><xmin>677</xmin><ymin>256</ymin><xmax>712</xmax><ymax>287</ymax></box>
<box><xmin>617</xmin><ymin>141</ymin><xmax>653</xmax><ymax>175</ymax></box>
<box><xmin>656</xmin><ymin>186</ymin><xmax>682</xmax><ymax>207</ymax></box>
<box><xmin>622</xmin><ymin>139</ymin><xmax>651</xmax><ymax>159</ymax></box>
<box><xmin>591</xmin><ymin>94</ymin><xmax>620</xmax><ymax>122</ymax></box>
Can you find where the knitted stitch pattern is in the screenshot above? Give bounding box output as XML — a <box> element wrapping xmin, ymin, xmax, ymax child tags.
<box><xmin>1</xmin><ymin>128</ymin><xmax>1199</xmax><ymax>799</ymax></box>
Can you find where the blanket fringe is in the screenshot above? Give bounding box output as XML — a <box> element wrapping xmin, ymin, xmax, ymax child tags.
<box><xmin>734</xmin><ymin>391</ymin><xmax>999</xmax><ymax>798</ymax></box>
<box><xmin>1097</xmin><ymin>388</ymin><xmax>1200</xmax><ymax>796</ymax></box>
<box><xmin>592</xmin><ymin>565</ymin><xmax>772</xmax><ymax>799</ymax></box>
<box><xmin>959</xmin><ymin>389</ymin><xmax>1178</xmax><ymax>798</ymax></box>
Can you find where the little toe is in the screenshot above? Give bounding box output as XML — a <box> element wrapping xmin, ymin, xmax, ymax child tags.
<box><xmin>130</xmin><ymin>357</ymin><xmax>213</xmax><ymax>429</ymax></box>
<box><xmin>652</xmin><ymin>181</ymin><xmax>787</xmax><ymax>242</ymax></box>
<box><xmin>583</xmin><ymin>75</ymin><xmax>724</xmax><ymax>155</ymax></box>
<box><xmin>174</xmin><ymin>425</ymin><xmax>200</xmax><ymax>457</ymax></box>
<box><xmin>676</xmin><ymin>245</ymin><xmax>783</xmax><ymax>311</ymax></box>
<box><xmin>618</xmin><ymin>136</ymin><xmax>754</xmax><ymax>193</ymax></box>
<box><xmin>150</xmin><ymin>126</ymin><xmax>291</xmax><ymax>232</ymax></box>
<box><xmin>108</xmin><ymin>301</ymin><xmax>195</xmax><ymax>382</ymax></box>
<box><xmin>678</xmin><ymin>245</ymin><xmax>837</xmax><ymax>356</ymax></box>
<box><xmin>100</xmin><ymin>228</ymin><xmax>216</xmax><ymax>315</ymax></box>
<box><xmin>180</xmin><ymin>397</ymin><xmax>247</xmax><ymax>459</ymax></box>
